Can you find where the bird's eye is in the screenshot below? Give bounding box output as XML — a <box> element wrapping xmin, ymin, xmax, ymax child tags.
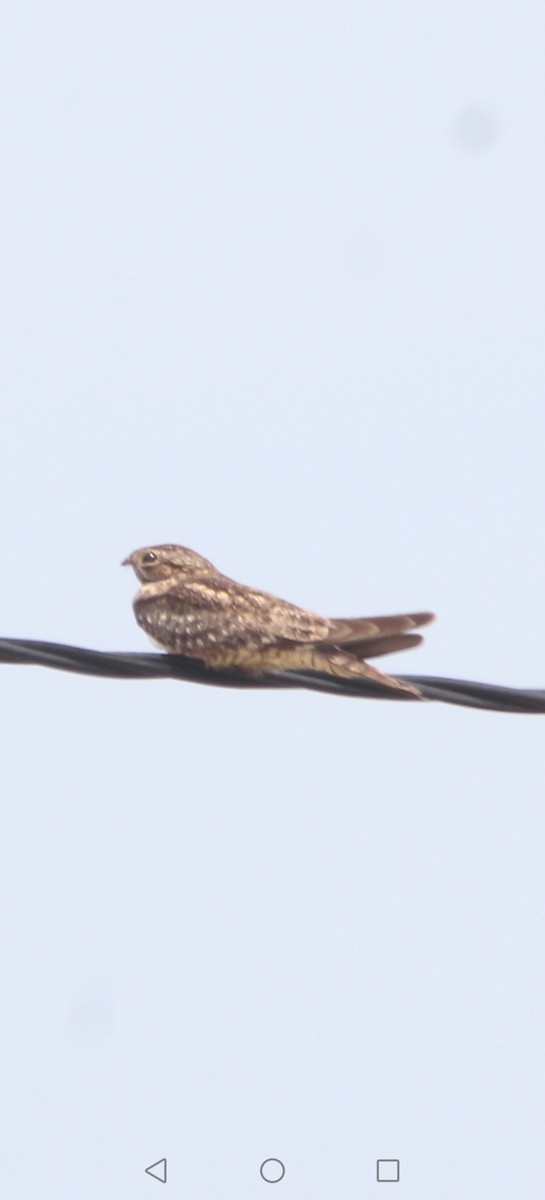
<box><xmin>142</xmin><ymin>551</ymin><xmax>158</xmax><ymax>564</ymax></box>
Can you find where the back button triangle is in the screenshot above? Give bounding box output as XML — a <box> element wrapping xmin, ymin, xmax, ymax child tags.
<box><xmin>145</xmin><ymin>1158</ymin><xmax>167</xmax><ymax>1183</ymax></box>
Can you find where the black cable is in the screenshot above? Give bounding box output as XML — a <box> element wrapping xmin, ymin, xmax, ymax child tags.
<box><xmin>1</xmin><ymin>636</ymin><xmax>545</xmax><ymax>712</ymax></box>
<box><xmin>400</xmin><ymin>675</ymin><xmax>545</xmax><ymax>713</ymax></box>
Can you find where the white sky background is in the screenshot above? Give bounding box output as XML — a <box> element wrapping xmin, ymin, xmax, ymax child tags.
<box><xmin>1</xmin><ymin>3</ymin><xmax>545</xmax><ymax>1197</ymax></box>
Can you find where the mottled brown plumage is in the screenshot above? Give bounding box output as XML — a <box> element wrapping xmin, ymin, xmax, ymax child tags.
<box><xmin>123</xmin><ymin>545</ymin><xmax>435</xmax><ymax>698</ymax></box>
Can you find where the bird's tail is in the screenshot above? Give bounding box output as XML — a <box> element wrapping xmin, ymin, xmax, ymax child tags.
<box><xmin>296</xmin><ymin>647</ymin><xmax>425</xmax><ymax>698</ymax></box>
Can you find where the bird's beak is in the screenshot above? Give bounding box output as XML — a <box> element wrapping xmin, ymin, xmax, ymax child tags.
<box><xmin>121</xmin><ymin>555</ymin><xmax>132</xmax><ymax>567</ymax></box>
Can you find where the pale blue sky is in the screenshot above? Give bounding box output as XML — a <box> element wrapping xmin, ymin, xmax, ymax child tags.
<box><xmin>1</xmin><ymin>4</ymin><xmax>545</xmax><ymax>1197</ymax></box>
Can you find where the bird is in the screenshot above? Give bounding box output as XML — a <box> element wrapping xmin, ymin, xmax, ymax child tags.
<box><xmin>122</xmin><ymin>544</ymin><xmax>435</xmax><ymax>698</ymax></box>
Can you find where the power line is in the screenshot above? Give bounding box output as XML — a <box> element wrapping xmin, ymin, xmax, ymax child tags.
<box><xmin>1</xmin><ymin>636</ymin><xmax>544</xmax><ymax>713</ymax></box>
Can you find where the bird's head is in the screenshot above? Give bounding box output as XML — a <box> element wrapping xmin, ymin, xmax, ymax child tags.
<box><xmin>122</xmin><ymin>544</ymin><xmax>216</xmax><ymax>582</ymax></box>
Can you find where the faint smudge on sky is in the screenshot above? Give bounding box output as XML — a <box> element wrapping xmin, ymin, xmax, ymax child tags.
<box><xmin>452</xmin><ymin>106</ymin><xmax>500</xmax><ymax>152</ymax></box>
<box><xmin>67</xmin><ymin>990</ymin><xmax>116</xmax><ymax>1044</ymax></box>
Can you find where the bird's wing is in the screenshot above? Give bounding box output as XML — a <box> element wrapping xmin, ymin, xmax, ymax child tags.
<box><xmin>138</xmin><ymin>579</ymin><xmax>433</xmax><ymax>659</ymax></box>
<box><xmin>331</xmin><ymin>632</ymin><xmax>424</xmax><ymax>658</ymax></box>
<box><xmin>317</xmin><ymin>612</ymin><xmax>435</xmax><ymax>658</ymax></box>
<box><xmin>135</xmin><ymin>578</ymin><xmax>332</xmax><ymax>653</ymax></box>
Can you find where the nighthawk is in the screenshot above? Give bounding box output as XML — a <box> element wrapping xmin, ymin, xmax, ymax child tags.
<box><xmin>123</xmin><ymin>545</ymin><xmax>434</xmax><ymax>698</ymax></box>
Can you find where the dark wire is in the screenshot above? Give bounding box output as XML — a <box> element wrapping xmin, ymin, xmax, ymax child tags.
<box><xmin>1</xmin><ymin>636</ymin><xmax>545</xmax><ymax>713</ymax></box>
